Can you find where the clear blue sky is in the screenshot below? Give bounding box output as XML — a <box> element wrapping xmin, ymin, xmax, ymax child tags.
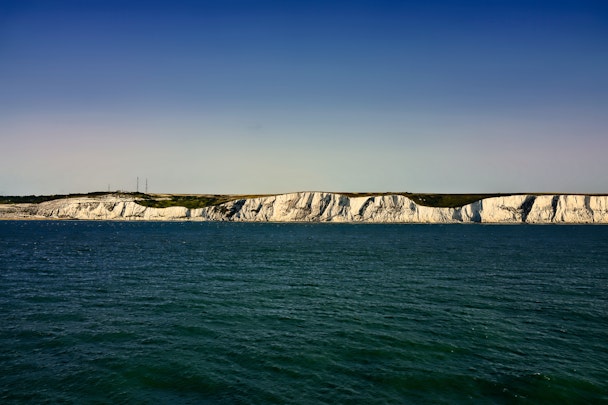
<box><xmin>1</xmin><ymin>0</ymin><xmax>607</xmax><ymax>195</ymax></box>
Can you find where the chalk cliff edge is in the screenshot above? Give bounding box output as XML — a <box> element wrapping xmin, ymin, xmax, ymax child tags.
<box><xmin>2</xmin><ymin>192</ymin><xmax>607</xmax><ymax>223</ymax></box>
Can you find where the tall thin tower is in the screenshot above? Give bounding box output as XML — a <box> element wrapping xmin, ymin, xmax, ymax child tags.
<box><xmin>136</xmin><ymin>177</ymin><xmax>139</xmax><ymax>193</ymax></box>
<box><xmin>145</xmin><ymin>178</ymin><xmax>148</xmax><ymax>194</ymax></box>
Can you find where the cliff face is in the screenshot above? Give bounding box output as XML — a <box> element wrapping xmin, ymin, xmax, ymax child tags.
<box><xmin>1</xmin><ymin>192</ymin><xmax>608</xmax><ymax>223</ymax></box>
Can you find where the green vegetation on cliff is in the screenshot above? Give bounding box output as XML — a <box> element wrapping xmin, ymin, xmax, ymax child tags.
<box><xmin>1</xmin><ymin>191</ymin><xmax>586</xmax><ymax>209</ymax></box>
<box><xmin>135</xmin><ymin>194</ymin><xmax>237</xmax><ymax>209</ymax></box>
<box><xmin>0</xmin><ymin>192</ymin><xmax>129</xmax><ymax>205</ymax></box>
<box><xmin>339</xmin><ymin>192</ymin><xmax>511</xmax><ymax>208</ymax></box>
<box><xmin>0</xmin><ymin>192</ymin><xmax>247</xmax><ymax>209</ymax></box>
<box><xmin>406</xmin><ymin>193</ymin><xmax>509</xmax><ymax>208</ymax></box>
<box><xmin>136</xmin><ymin>192</ymin><xmax>515</xmax><ymax>209</ymax></box>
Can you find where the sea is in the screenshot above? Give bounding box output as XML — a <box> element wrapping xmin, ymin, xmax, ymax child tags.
<box><xmin>0</xmin><ymin>221</ymin><xmax>606</xmax><ymax>404</ymax></box>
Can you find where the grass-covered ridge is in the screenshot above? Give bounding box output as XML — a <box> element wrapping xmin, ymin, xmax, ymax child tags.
<box><xmin>138</xmin><ymin>192</ymin><xmax>520</xmax><ymax>209</ymax></box>
<box><xmin>134</xmin><ymin>194</ymin><xmax>272</xmax><ymax>209</ymax></box>
<box><xmin>0</xmin><ymin>192</ymin><xmax>269</xmax><ymax>209</ymax></box>
<box><xmin>405</xmin><ymin>193</ymin><xmax>511</xmax><ymax>208</ymax></box>
<box><xmin>338</xmin><ymin>192</ymin><xmax>500</xmax><ymax>208</ymax></box>
<box><xmin>0</xmin><ymin>191</ymin><xmax>133</xmax><ymax>205</ymax></box>
<box><xmin>2</xmin><ymin>191</ymin><xmax>603</xmax><ymax>209</ymax></box>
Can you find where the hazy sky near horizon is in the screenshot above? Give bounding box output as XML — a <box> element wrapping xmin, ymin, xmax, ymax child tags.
<box><xmin>1</xmin><ymin>0</ymin><xmax>607</xmax><ymax>195</ymax></box>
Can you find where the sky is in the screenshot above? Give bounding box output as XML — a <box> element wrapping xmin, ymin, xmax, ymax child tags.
<box><xmin>1</xmin><ymin>0</ymin><xmax>607</xmax><ymax>195</ymax></box>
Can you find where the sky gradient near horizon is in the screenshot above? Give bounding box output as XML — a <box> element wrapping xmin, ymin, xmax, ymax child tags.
<box><xmin>1</xmin><ymin>0</ymin><xmax>607</xmax><ymax>195</ymax></box>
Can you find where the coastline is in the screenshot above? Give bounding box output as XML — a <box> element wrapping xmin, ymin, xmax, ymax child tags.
<box><xmin>2</xmin><ymin>192</ymin><xmax>608</xmax><ymax>224</ymax></box>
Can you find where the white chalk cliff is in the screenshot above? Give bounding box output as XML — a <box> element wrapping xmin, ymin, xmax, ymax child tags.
<box><xmin>1</xmin><ymin>192</ymin><xmax>607</xmax><ymax>223</ymax></box>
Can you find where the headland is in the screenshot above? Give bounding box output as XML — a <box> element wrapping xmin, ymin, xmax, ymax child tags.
<box><xmin>1</xmin><ymin>192</ymin><xmax>607</xmax><ymax>223</ymax></box>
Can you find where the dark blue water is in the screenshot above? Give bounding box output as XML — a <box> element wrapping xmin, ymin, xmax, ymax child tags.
<box><xmin>1</xmin><ymin>221</ymin><xmax>607</xmax><ymax>403</ymax></box>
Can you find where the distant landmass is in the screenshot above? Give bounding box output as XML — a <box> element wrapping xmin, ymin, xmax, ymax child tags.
<box><xmin>1</xmin><ymin>192</ymin><xmax>607</xmax><ymax>223</ymax></box>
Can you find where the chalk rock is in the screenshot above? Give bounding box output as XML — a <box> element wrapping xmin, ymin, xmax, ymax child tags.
<box><xmin>2</xmin><ymin>192</ymin><xmax>608</xmax><ymax>223</ymax></box>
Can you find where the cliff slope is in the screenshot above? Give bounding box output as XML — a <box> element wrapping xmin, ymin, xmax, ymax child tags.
<box><xmin>1</xmin><ymin>192</ymin><xmax>607</xmax><ymax>223</ymax></box>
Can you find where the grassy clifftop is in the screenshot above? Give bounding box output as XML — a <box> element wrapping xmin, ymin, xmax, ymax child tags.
<box><xmin>0</xmin><ymin>192</ymin><xmax>124</xmax><ymax>205</ymax></box>
<box><xmin>137</xmin><ymin>192</ymin><xmax>530</xmax><ymax>209</ymax></box>
<box><xmin>0</xmin><ymin>192</ymin><xmax>271</xmax><ymax>209</ymax></box>
<box><xmin>339</xmin><ymin>192</ymin><xmax>512</xmax><ymax>208</ymax></box>
<box><xmin>7</xmin><ymin>191</ymin><xmax>606</xmax><ymax>209</ymax></box>
<box><xmin>134</xmin><ymin>194</ymin><xmax>272</xmax><ymax>209</ymax></box>
<box><xmin>0</xmin><ymin>191</ymin><xmax>531</xmax><ymax>209</ymax></box>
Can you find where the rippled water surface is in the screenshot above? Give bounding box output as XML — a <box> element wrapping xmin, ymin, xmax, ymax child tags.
<box><xmin>1</xmin><ymin>221</ymin><xmax>607</xmax><ymax>403</ymax></box>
